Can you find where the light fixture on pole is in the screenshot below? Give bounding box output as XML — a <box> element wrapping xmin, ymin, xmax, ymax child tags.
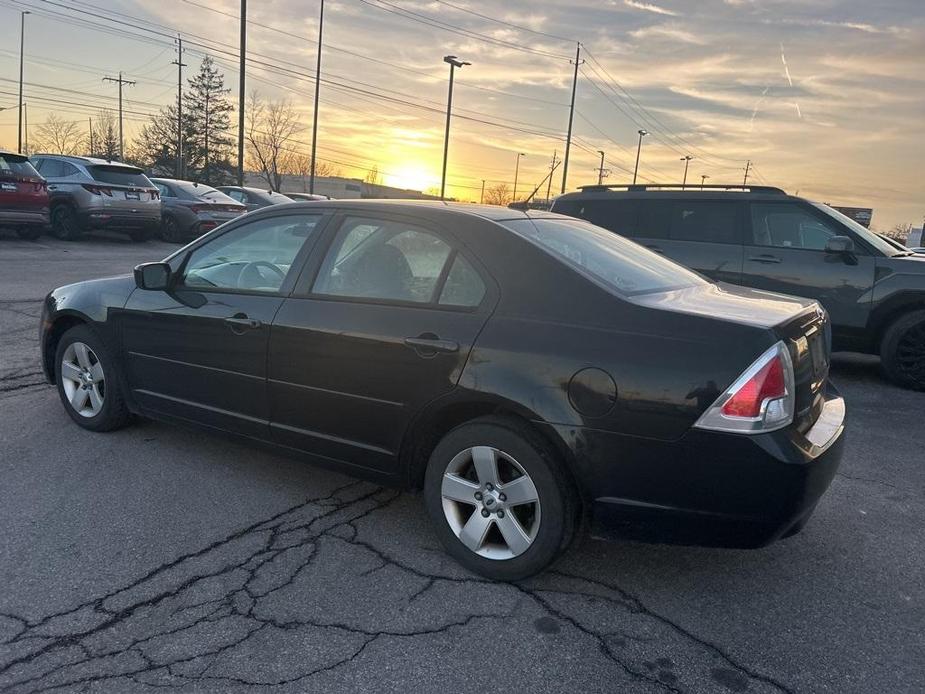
<box><xmin>440</xmin><ymin>55</ymin><xmax>470</xmax><ymax>201</ymax></box>
<box><xmin>512</xmin><ymin>152</ymin><xmax>525</xmax><ymax>202</ymax></box>
<box><xmin>700</xmin><ymin>174</ymin><xmax>710</xmax><ymax>190</ymax></box>
<box><xmin>680</xmin><ymin>155</ymin><xmax>693</xmax><ymax>189</ymax></box>
<box><xmin>18</xmin><ymin>10</ymin><xmax>30</xmax><ymax>153</ymax></box>
<box><xmin>632</xmin><ymin>129</ymin><xmax>647</xmax><ymax>184</ymax></box>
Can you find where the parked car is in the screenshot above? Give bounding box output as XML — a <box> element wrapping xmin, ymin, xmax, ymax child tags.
<box><xmin>39</xmin><ymin>201</ymin><xmax>845</xmax><ymax>580</ymax></box>
<box><xmin>286</xmin><ymin>192</ymin><xmax>330</xmax><ymax>202</ymax></box>
<box><xmin>150</xmin><ymin>178</ymin><xmax>246</xmax><ymax>242</ymax></box>
<box><xmin>911</xmin><ymin>248</ymin><xmax>925</xmax><ymax>254</ymax></box>
<box><xmin>0</xmin><ymin>150</ymin><xmax>48</xmax><ymax>239</ymax></box>
<box><xmin>215</xmin><ymin>186</ymin><xmax>292</xmax><ymax>211</ymax></box>
<box><xmin>30</xmin><ymin>154</ymin><xmax>160</xmax><ymax>242</ymax></box>
<box><xmin>552</xmin><ymin>184</ymin><xmax>925</xmax><ymax>390</ymax></box>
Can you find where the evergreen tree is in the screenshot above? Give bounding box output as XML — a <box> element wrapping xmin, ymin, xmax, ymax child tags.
<box><xmin>186</xmin><ymin>56</ymin><xmax>235</xmax><ymax>184</ymax></box>
<box><xmin>89</xmin><ymin>110</ymin><xmax>120</xmax><ymax>161</ymax></box>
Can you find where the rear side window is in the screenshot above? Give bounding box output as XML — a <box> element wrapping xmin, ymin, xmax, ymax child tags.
<box><xmin>552</xmin><ymin>199</ymin><xmax>639</xmax><ymax>238</ymax></box>
<box><xmin>502</xmin><ymin>217</ymin><xmax>707</xmax><ymax>297</ymax></box>
<box><xmin>37</xmin><ymin>159</ymin><xmax>65</xmax><ymax>178</ymax></box>
<box><xmin>669</xmin><ymin>202</ymin><xmax>740</xmax><ymax>244</ymax></box>
<box><xmin>0</xmin><ymin>154</ymin><xmax>39</xmax><ymax>177</ymax></box>
<box><xmin>88</xmin><ymin>165</ymin><xmax>152</xmax><ymax>187</ymax></box>
<box><xmin>636</xmin><ymin>201</ymin><xmax>672</xmax><ymax>239</ymax></box>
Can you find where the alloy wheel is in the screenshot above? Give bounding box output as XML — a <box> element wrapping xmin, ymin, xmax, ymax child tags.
<box><xmin>440</xmin><ymin>446</ymin><xmax>541</xmax><ymax>560</ymax></box>
<box><xmin>60</xmin><ymin>341</ymin><xmax>105</xmax><ymax>418</ymax></box>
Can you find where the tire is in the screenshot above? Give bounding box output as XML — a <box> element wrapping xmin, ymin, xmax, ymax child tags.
<box><xmin>128</xmin><ymin>228</ymin><xmax>153</xmax><ymax>243</ymax></box>
<box><xmin>16</xmin><ymin>226</ymin><xmax>43</xmax><ymax>240</ymax></box>
<box><xmin>51</xmin><ymin>205</ymin><xmax>83</xmax><ymax>241</ymax></box>
<box><xmin>424</xmin><ymin>416</ymin><xmax>579</xmax><ymax>581</ymax></box>
<box><xmin>158</xmin><ymin>215</ymin><xmax>185</xmax><ymax>243</ymax></box>
<box><xmin>55</xmin><ymin>324</ymin><xmax>131</xmax><ymax>432</ymax></box>
<box><xmin>880</xmin><ymin>309</ymin><xmax>925</xmax><ymax>390</ymax></box>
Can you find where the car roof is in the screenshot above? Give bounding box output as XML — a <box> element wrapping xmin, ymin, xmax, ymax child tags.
<box><xmin>556</xmin><ymin>184</ymin><xmax>799</xmax><ymax>204</ymax></box>
<box><xmin>250</xmin><ymin>198</ymin><xmax>566</xmax><ymax>223</ymax></box>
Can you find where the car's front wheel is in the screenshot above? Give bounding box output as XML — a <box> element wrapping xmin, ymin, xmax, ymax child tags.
<box><xmin>55</xmin><ymin>325</ymin><xmax>130</xmax><ymax>431</ymax></box>
<box><xmin>880</xmin><ymin>309</ymin><xmax>925</xmax><ymax>390</ymax></box>
<box><xmin>424</xmin><ymin>417</ymin><xmax>578</xmax><ymax>580</ymax></box>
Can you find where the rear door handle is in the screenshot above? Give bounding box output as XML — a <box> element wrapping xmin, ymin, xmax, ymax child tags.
<box><xmin>225</xmin><ymin>315</ymin><xmax>262</xmax><ymax>331</ymax></box>
<box><xmin>404</xmin><ymin>336</ymin><xmax>459</xmax><ymax>355</ymax></box>
<box><xmin>748</xmin><ymin>255</ymin><xmax>782</xmax><ymax>264</ymax></box>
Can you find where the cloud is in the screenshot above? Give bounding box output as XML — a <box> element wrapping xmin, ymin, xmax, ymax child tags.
<box><xmin>629</xmin><ymin>24</ymin><xmax>704</xmax><ymax>44</ymax></box>
<box><xmin>622</xmin><ymin>0</ymin><xmax>678</xmax><ymax>16</ymax></box>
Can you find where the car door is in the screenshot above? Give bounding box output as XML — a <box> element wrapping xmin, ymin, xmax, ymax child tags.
<box><xmin>635</xmin><ymin>199</ymin><xmax>745</xmax><ymax>284</ymax></box>
<box><xmin>740</xmin><ymin>201</ymin><xmax>875</xmax><ymax>339</ymax></box>
<box><xmin>267</xmin><ymin>212</ymin><xmax>496</xmax><ymax>474</ymax></box>
<box><xmin>120</xmin><ymin>211</ymin><xmax>327</xmax><ymax>437</ymax></box>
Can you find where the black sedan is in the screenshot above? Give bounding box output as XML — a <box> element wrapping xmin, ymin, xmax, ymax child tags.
<box><xmin>150</xmin><ymin>178</ymin><xmax>246</xmax><ymax>242</ymax></box>
<box><xmin>38</xmin><ymin>201</ymin><xmax>846</xmax><ymax>580</ymax></box>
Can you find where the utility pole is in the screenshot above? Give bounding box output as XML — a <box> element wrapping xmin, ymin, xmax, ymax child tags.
<box><xmin>743</xmin><ymin>159</ymin><xmax>751</xmax><ymax>185</ymax></box>
<box><xmin>512</xmin><ymin>152</ymin><xmax>525</xmax><ymax>202</ymax></box>
<box><xmin>237</xmin><ymin>0</ymin><xmax>247</xmax><ymax>186</ymax></box>
<box><xmin>546</xmin><ymin>150</ymin><xmax>558</xmax><ymax>204</ymax></box>
<box><xmin>309</xmin><ymin>0</ymin><xmax>324</xmax><ymax>194</ymax></box>
<box><xmin>103</xmin><ymin>72</ymin><xmax>135</xmax><ymax>160</ymax></box>
<box><xmin>701</xmin><ymin>174</ymin><xmax>709</xmax><ymax>190</ymax></box>
<box><xmin>596</xmin><ymin>150</ymin><xmax>609</xmax><ymax>185</ymax></box>
<box><xmin>88</xmin><ymin>117</ymin><xmax>94</xmax><ymax>155</ymax></box>
<box><xmin>440</xmin><ymin>55</ymin><xmax>470</xmax><ymax>201</ymax></box>
<box><xmin>18</xmin><ymin>11</ymin><xmax>29</xmax><ymax>153</ymax></box>
<box><xmin>633</xmin><ymin>129</ymin><xmax>647</xmax><ymax>184</ymax></box>
<box><xmin>23</xmin><ymin>103</ymin><xmax>28</xmax><ymax>154</ymax></box>
<box><xmin>560</xmin><ymin>42</ymin><xmax>582</xmax><ymax>194</ymax></box>
<box><xmin>680</xmin><ymin>155</ymin><xmax>693</xmax><ymax>189</ymax></box>
<box><xmin>479</xmin><ymin>179</ymin><xmax>485</xmax><ymax>204</ymax></box>
<box><xmin>172</xmin><ymin>35</ymin><xmax>187</xmax><ymax>179</ymax></box>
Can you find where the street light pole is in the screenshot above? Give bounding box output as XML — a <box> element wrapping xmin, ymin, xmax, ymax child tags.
<box><xmin>680</xmin><ymin>155</ymin><xmax>692</xmax><ymax>189</ymax></box>
<box><xmin>309</xmin><ymin>0</ymin><xmax>324</xmax><ymax>194</ymax></box>
<box><xmin>701</xmin><ymin>174</ymin><xmax>709</xmax><ymax>190</ymax></box>
<box><xmin>237</xmin><ymin>0</ymin><xmax>247</xmax><ymax>187</ymax></box>
<box><xmin>440</xmin><ymin>55</ymin><xmax>470</xmax><ymax>201</ymax></box>
<box><xmin>512</xmin><ymin>152</ymin><xmax>525</xmax><ymax>202</ymax></box>
<box><xmin>632</xmin><ymin>129</ymin><xmax>647</xmax><ymax>184</ymax></box>
<box><xmin>18</xmin><ymin>11</ymin><xmax>29</xmax><ymax>153</ymax></box>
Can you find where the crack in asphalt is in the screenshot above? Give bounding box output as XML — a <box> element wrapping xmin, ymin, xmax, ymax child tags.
<box><xmin>0</xmin><ymin>470</ymin><xmax>795</xmax><ymax>694</ymax></box>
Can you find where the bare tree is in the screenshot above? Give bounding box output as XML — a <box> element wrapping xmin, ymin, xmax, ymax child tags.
<box><xmin>886</xmin><ymin>222</ymin><xmax>914</xmax><ymax>242</ymax></box>
<box><xmin>364</xmin><ymin>165</ymin><xmax>382</xmax><ymax>186</ymax></box>
<box><xmin>483</xmin><ymin>182</ymin><xmax>512</xmax><ymax>206</ymax></box>
<box><xmin>245</xmin><ymin>91</ymin><xmax>301</xmax><ymax>191</ymax></box>
<box><xmin>287</xmin><ymin>152</ymin><xmax>339</xmax><ymax>191</ymax></box>
<box><xmin>32</xmin><ymin>114</ymin><xmax>85</xmax><ymax>155</ymax></box>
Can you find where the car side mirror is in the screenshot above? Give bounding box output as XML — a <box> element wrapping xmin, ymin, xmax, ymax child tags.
<box><xmin>134</xmin><ymin>262</ymin><xmax>171</xmax><ymax>290</ymax></box>
<box><xmin>825</xmin><ymin>236</ymin><xmax>854</xmax><ymax>254</ymax></box>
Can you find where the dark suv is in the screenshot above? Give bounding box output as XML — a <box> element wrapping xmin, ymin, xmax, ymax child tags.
<box><xmin>551</xmin><ymin>184</ymin><xmax>925</xmax><ymax>389</ymax></box>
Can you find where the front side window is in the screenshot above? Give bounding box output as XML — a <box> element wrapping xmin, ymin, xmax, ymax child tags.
<box><xmin>181</xmin><ymin>214</ymin><xmax>320</xmax><ymax>293</ymax></box>
<box><xmin>502</xmin><ymin>216</ymin><xmax>707</xmax><ymax>297</ymax></box>
<box><xmin>750</xmin><ymin>203</ymin><xmax>840</xmax><ymax>250</ymax></box>
<box><xmin>313</xmin><ymin>217</ymin><xmax>453</xmax><ymax>304</ymax></box>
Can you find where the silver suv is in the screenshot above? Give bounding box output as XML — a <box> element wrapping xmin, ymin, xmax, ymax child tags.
<box><xmin>30</xmin><ymin>155</ymin><xmax>160</xmax><ymax>241</ymax></box>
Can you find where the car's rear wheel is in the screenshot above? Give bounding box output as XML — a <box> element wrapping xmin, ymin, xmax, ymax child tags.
<box><xmin>880</xmin><ymin>310</ymin><xmax>925</xmax><ymax>390</ymax></box>
<box><xmin>55</xmin><ymin>325</ymin><xmax>130</xmax><ymax>432</ymax></box>
<box><xmin>16</xmin><ymin>226</ymin><xmax>42</xmax><ymax>240</ymax></box>
<box><xmin>51</xmin><ymin>205</ymin><xmax>82</xmax><ymax>241</ymax></box>
<box><xmin>159</xmin><ymin>215</ymin><xmax>185</xmax><ymax>243</ymax></box>
<box><xmin>424</xmin><ymin>417</ymin><xmax>578</xmax><ymax>580</ymax></box>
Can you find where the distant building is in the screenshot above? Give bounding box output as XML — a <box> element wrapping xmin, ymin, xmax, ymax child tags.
<box><xmin>831</xmin><ymin>205</ymin><xmax>874</xmax><ymax>228</ymax></box>
<box><xmin>243</xmin><ymin>172</ymin><xmax>443</xmax><ymax>201</ymax></box>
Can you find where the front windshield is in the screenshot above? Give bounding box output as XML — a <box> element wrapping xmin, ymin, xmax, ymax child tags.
<box><xmin>501</xmin><ymin>216</ymin><xmax>707</xmax><ymax>297</ymax></box>
<box><xmin>811</xmin><ymin>202</ymin><xmax>907</xmax><ymax>257</ymax></box>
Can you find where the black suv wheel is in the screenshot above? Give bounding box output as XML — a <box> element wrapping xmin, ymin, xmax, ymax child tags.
<box><xmin>51</xmin><ymin>205</ymin><xmax>83</xmax><ymax>241</ymax></box>
<box><xmin>880</xmin><ymin>309</ymin><xmax>925</xmax><ymax>390</ymax></box>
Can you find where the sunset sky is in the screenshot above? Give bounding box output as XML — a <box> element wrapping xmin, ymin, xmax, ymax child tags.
<box><xmin>0</xmin><ymin>0</ymin><xmax>922</xmax><ymax>229</ymax></box>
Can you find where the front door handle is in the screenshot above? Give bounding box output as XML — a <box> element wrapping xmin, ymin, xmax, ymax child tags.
<box><xmin>404</xmin><ymin>336</ymin><xmax>459</xmax><ymax>355</ymax></box>
<box><xmin>225</xmin><ymin>314</ymin><xmax>262</xmax><ymax>332</ymax></box>
<box><xmin>748</xmin><ymin>255</ymin><xmax>782</xmax><ymax>264</ymax></box>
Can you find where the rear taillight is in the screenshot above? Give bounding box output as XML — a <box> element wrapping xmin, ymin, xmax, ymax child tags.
<box><xmin>82</xmin><ymin>184</ymin><xmax>113</xmax><ymax>196</ymax></box>
<box><xmin>694</xmin><ymin>341</ymin><xmax>795</xmax><ymax>434</ymax></box>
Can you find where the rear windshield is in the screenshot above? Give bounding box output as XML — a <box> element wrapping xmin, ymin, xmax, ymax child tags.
<box><xmin>0</xmin><ymin>153</ymin><xmax>40</xmax><ymax>178</ymax></box>
<box><xmin>501</xmin><ymin>216</ymin><xmax>707</xmax><ymax>297</ymax></box>
<box><xmin>88</xmin><ymin>165</ymin><xmax>152</xmax><ymax>187</ymax></box>
<box><xmin>172</xmin><ymin>181</ymin><xmax>237</xmax><ymax>203</ymax></box>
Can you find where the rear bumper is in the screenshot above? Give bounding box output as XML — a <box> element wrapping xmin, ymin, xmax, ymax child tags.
<box><xmin>80</xmin><ymin>209</ymin><xmax>160</xmax><ymax>230</ymax></box>
<box><xmin>548</xmin><ymin>385</ymin><xmax>846</xmax><ymax>548</ymax></box>
<box><xmin>0</xmin><ymin>209</ymin><xmax>49</xmax><ymax>226</ymax></box>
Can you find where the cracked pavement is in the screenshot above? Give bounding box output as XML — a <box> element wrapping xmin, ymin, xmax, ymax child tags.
<box><xmin>1</xmin><ymin>234</ymin><xmax>923</xmax><ymax>693</ymax></box>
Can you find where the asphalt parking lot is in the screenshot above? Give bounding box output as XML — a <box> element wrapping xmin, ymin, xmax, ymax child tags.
<box><xmin>1</xmin><ymin>233</ymin><xmax>923</xmax><ymax>694</ymax></box>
